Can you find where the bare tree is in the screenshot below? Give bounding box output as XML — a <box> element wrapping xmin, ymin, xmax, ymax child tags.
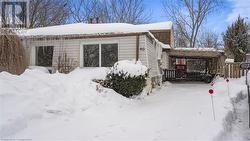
<box><xmin>105</xmin><ymin>0</ymin><xmax>151</xmax><ymax>24</ymax></box>
<box><xmin>69</xmin><ymin>0</ymin><xmax>151</xmax><ymax>24</ymax></box>
<box><xmin>174</xmin><ymin>26</ymin><xmax>189</xmax><ymax>47</ymax></box>
<box><xmin>198</xmin><ymin>30</ymin><xmax>221</xmax><ymax>48</ymax></box>
<box><xmin>29</xmin><ymin>0</ymin><xmax>70</xmax><ymax>28</ymax></box>
<box><xmin>163</xmin><ymin>0</ymin><xmax>222</xmax><ymax>48</ymax></box>
<box><xmin>69</xmin><ymin>0</ymin><xmax>103</xmax><ymax>23</ymax></box>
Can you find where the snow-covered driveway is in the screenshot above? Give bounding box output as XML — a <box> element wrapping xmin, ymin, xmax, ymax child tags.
<box><xmin>0</xmin><ymin>68</ymin><xmax>247</xmax><ymax>141</ymax></box>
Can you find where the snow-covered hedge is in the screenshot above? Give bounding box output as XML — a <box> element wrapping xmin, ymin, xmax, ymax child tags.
<box><xmin>110</xmin><ymin>60</ymin><xmax>148</xmax><ymax>77</ymax></box>
<box><xmin>106</xmin><ymin>60</ymin><xmax>148</xmax><ymax>98</ymax></box>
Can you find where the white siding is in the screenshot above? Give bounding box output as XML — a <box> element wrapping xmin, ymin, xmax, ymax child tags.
<box><xmin>24</xmin><ymin>35</ymin><xmax>148</xmax><ymax>71</ymax></box>
<box><xmin>162</xmin><ymin>52</ymin><xmax>169</xmax><ymax>69</ymax></box>
<box><xmin>145</xmin><ymin>36</ymin><xmax>161</xmax><ymax>78</ymax></box>
<box><xmin>138</xmin><ymin>35</ymin><xmax>148</xmax><ymax>66</ymax></box>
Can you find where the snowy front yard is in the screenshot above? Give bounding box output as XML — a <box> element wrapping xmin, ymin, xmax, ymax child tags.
<box><xmin>0</xmin><ymin>68</ymin><xmax>247</xmax><ymax>141</ymax></box>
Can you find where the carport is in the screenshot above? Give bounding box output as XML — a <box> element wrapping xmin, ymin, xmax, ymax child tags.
<box><xmin>162</xmin><ymin>48</ymin><xmax>225</xmax><ymax>82</ymax></box>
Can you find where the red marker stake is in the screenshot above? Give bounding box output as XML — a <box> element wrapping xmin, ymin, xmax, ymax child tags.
<box><xmin>209</xmin><ymin>89</ymin><xmax>216</xmax><ymax>121</ymax></box>
<box><xmin>226</xmin><ymin>79</ymin><xmax>230</xmax><ymax>97</ymax></box>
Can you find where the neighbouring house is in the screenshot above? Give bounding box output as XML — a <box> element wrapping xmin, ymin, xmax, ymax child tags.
<box><xmin>20</xmin><ymin>22</ymin><xmax>174</xmax><ymax>85</ymax></box>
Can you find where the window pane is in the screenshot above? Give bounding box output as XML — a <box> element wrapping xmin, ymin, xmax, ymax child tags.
<box><xmin>101</xmin><ymin>44</ymin><xmax>118</xmax><ymax>67</ymax></box>
<box><xmin>36</xmin><ymin>46</ymin><xmax>53</xmax><ymax>67</ymax></box>
<box><xmin>83</xmin><ymin>44</ymin><xmax>99</xmax><ymax>67</ymax></box>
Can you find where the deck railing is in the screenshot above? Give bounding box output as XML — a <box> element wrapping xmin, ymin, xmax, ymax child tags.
<box><xmin>163</xmin><ymin>63</ymin><xmax>247</xmax><ymax>82</ymax></box>
<box><xmin>163</xmin><ymin>69</ymin><xmax>176</xmax><ymax>81</ymax></box>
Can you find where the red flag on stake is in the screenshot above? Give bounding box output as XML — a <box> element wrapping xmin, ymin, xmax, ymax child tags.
<box><xmin>226</xmin><ymin>79</ymin><xmax>230</xmax><ymax>97</ymax></box>
<box><xmin>209</xmin><ymin>89</ymin><xmax>214</xmax><ymax>94</ymax></box>
<box><xmin>209</xmin><ymin>89</ymin><xmax>215</xmax><ymax>120</ymax></box>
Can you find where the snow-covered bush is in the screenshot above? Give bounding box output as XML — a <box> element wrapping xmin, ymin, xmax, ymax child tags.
<box><xmin>105</xmin><ymin>60</ymin><xmax>148</xmax><ymax>98</ymax></box>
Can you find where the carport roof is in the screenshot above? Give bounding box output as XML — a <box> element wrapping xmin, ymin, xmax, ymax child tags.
<box><xmin>167</xmin><ymin>48</ymin><xmax>224</xmax><ymax>58</ymax></box>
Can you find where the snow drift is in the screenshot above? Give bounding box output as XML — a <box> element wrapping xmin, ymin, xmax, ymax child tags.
<box><xmin>0</xmin><ymin>67</ymin><xmax>248</xmax><ymax>140</ymax></box>
<box><xmin>0</xmin><ymin>67</ymin><xmax>130</xmax><ymax>137</ymax></box>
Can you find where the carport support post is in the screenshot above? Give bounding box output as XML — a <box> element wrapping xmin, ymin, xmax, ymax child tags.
<box><xmin>205</xmin><ymin>60</ymin><xmax>208</xmax><ymax>73</ymax></box>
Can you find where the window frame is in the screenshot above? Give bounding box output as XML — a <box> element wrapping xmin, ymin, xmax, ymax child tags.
<box><xmin>83</xmin><ymin>44</ymin><xmax>100</xmax><ymax>67</ymax></box>
<box><xmin>101</xmin><ymin>43</ymin><xmax>118</xmax><ymax>67</ymax></box>
<box><xmin>80</xmin><ymin>41</ymin><xmax>119</xmax><ymax>67</ymax></box>
<box><xmin>35</xmin><ymin>46</ymin><xmax>54</xmax><ymax>67</ymax></box>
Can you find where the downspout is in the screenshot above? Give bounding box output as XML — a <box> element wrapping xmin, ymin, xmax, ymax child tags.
<box><xmin>145</xmin><ymin>35</ymin><xmax>149</xmax><ymax>67</ymax></box>
<box><xmin>136</xmin><ymin>35</ymin><xmax>140</xmax><ymax>61</ymax></box>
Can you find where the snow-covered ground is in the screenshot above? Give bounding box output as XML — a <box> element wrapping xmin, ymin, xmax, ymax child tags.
<box><xmin>219</xmin><ymin>93</ymin><xmax>250</xmax><ymax>141</ymax></box>
<box><xmin>0</xmin><ymin>67</ymin><xmax>248</xmax><ymax>141</ymax></box>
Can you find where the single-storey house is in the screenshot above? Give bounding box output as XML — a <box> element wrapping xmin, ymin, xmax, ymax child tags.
<box><xmin>20</xmin><ymin>22</ymin><xmax>174</xmax><ymax>84</ymax></box>
<box><xmin>20</xmin><ymin>21</ymin><xmax>227</xmax><ymax>84</ymax></box>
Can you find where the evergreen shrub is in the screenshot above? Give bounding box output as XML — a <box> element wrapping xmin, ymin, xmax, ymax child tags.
<box><xmin>105</xmin><ymin>60</ymin><xmax>148</xmax><ymax>98</ymax></box>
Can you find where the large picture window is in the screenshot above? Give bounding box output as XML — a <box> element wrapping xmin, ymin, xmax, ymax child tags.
<box><xmin>83</xmin><ymin>43</ymin><xmax>118</xmax><ymax>67</ymax></box>
<box><xmin>83</xmin><ymin>44</ymin><xmax>99</xmax><ymax>67</ymax></box>
<box><xmin>101</xmin><ymin>44</ymin><xmax>118</xmax><ymax>67</ymax></box>
<box><xmin>36</xmin><ymin>46</ymin><xmax>54</xmax><ymax>67</ymax></box>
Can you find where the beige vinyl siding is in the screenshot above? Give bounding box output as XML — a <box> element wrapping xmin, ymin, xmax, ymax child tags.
<box><xmin>145</xmin><ymin>36</ymin><xmax>161</xmax><ymax>77</ymax></box>
<box><xmin>162</xmin><ymin>52</ymin><xmax>169</xmax><ymax>69</ymax></box>
<box><xmin>24</xmin><ymin>35</ymin><xmax>148</xmax><ymax>70</ymax></box>
<box><xmin>138</xmin><ymin>35</ymin><xmax>148</xmax><ymax>66</ymax></box>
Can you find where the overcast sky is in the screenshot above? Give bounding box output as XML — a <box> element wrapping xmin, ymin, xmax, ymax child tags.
<box><xmin>144</xmin><ymin>0</ymin><xmax>250</xmax><ymax>34</ymax></box>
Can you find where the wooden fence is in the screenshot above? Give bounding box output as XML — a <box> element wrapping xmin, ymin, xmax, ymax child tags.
<box><xmin>224</xmin><ymin>62</ymin><xmax>247</xmax><ymax>78</ymax></box>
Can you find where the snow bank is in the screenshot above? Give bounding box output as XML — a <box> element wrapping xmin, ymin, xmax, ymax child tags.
<box><xmin>212</xmin><ymin>77</ymin><xmax>247</xmax><ymax>140</ymax></box>
<box><xmin>0</xmin><ymin>67</ymin><xmax>130</xmax><ymax>137</ymax></box>
<box><xmin>1</xmin><ymin>68</ymin><xmax>248</xmax><ymax>140</ymax></box>
<box><xmin>110</xmin><ymin>60</ymin><xmax>148</xmax><ymax>77</ymax></box>
<box><xmin>28</xmin><ymin>66</ymin><xmax>50</xmax><ymax>73</ymax></box>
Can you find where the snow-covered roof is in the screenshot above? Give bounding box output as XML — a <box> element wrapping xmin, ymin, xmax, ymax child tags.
<box><xmin>173</xmin><ymin>47</ymin><xmax>224</xmax><ymax>52</ymax></box>
<box><xmin>225</xmin><ymin>58</ymin><xmax>234</xmax><ymax>63</ymax></box>
<box><xmin>161</xmin><ymin>44</ymin><xmax>171</xmax><ymax>49</ymax></box>
<box><xmin>169</xmin><ymin>47</ymin><xmax>224</xmax><ymax>58</ymax></box>
<box><xmin>146</xmin><ymin>32</ymin><xmax>171</xmax><ymax>49</ymax></box>
<box><xmin>21</xmin><ymin>22</ymin><xmax>172</xmax><ymax>36</ymax></box>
